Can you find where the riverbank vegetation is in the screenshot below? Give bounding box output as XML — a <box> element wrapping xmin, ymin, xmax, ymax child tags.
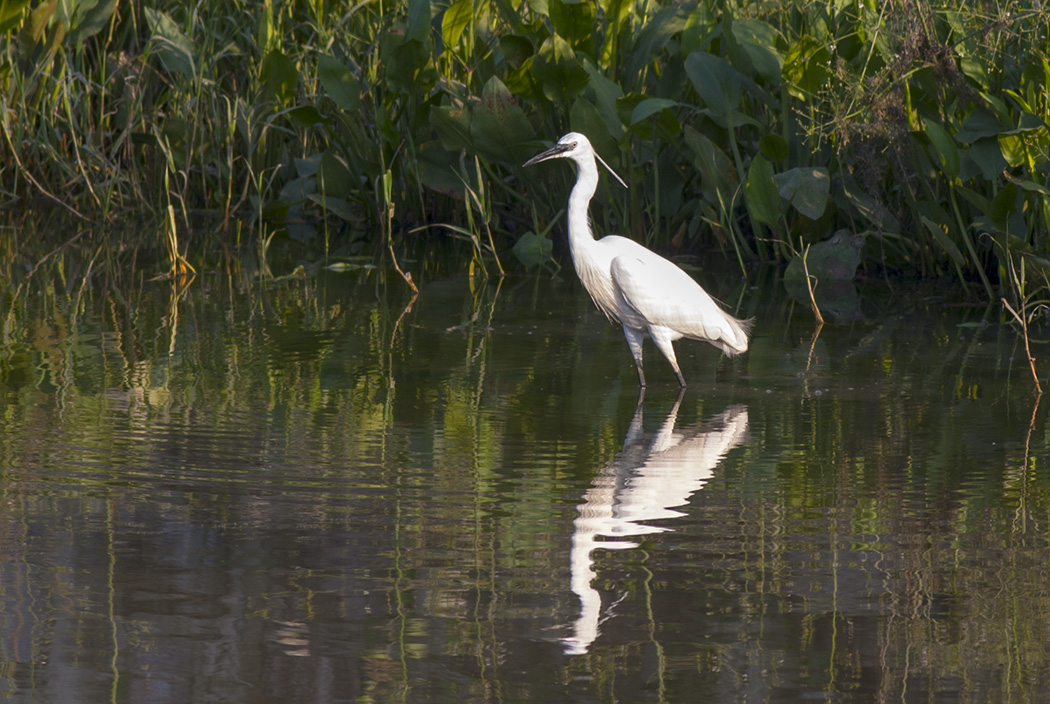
<box><xmin>2</xmin><ymin>0</ymin><xmax>1050</xmax><ymax>309</ymax></box>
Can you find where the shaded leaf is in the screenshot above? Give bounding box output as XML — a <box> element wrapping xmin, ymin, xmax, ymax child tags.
<box><xmin>746</xmin><ymin>154</ymin><xmax>781</xmax><ymax>226</ymax></box>
<box><xmin>512</xmin><ymin>231</ymin><xmax>553</xmax><ymax>269</ymax></box>
<box><xmin>776</xmin><ymin>167</ymin><xmax>829</xmax><ymax>220</ymax></box>
<box><xmin>684</xmin><ymin>51</ymin><xmax>741</xmax><ymax>121</ymax></box>
<box><xmin>531</xmin><ymin>34</ymin><xmax>589</xmax><ymax>103</ymax></box>
<box><xmin>145</xmin><ymin>7</ymin><xmax>195</xmax><ymax>76</ymax></box>
<box><xmin>317</xmin><ymin>54</ymin><xmax>360</xmax><ymax>110</ymax></box>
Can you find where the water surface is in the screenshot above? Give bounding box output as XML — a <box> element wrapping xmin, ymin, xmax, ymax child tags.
<box><xmin>1</xmin><ymin>249</ymin><xmax>1048</xmax><ymax>703</ymax></box>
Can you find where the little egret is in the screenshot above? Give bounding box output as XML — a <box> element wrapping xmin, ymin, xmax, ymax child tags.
<box><xmin>524</xmin><ymin>132</ymin><xmax>752</xmax><ymax>387</ymax></box>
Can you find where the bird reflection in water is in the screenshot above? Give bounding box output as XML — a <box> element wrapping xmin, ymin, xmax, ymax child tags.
<box><xmin>564</xmin><ymin>396</ymin><xmax>749</xmax><ymax>655</ymax></box>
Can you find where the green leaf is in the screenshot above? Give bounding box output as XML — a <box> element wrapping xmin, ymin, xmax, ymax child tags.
<box><xmin>512</xmin><ymin>231</ymin><xmax>553</xmax><ymax>269</ymax></box>
<box><xmin>144</xmin><ymin>7</ymin><xmax>195</xmax><ymax>76</ymax></box>
<box><xmin>262</xmin><ymin>49</ymin><xmax>298</xmax><ymax>106</ymax></box>
<box><xmin>629</xmin><ymin>98</ymin><xmax>676</xmax><ymax>126</ymax></box>
<box><xmin>406</xmin><ymin>0</ymin><xmax>431</xmax><ymax>43</ymax></box>
<box><xmin>684</xmin><ymin>51</ymin><xmax>742</xmax><ymax>122</ymax></box>
<box><xmin>922</xmin><ymin>118</ymin><xmax>959</xmax><ymax>179</ymax></box>
<box><xmin>0</xmin><ymin>0</ymin><xmax>30</xmax><ymax>34</ymax></box>
<box><xmin>921</xmin><ymin>215</ymin><xmax>964</xmax><ymax>265</ymax></box>
<box><xmin>441</xmin><ymin>0</ymin><xmax>472</xmax><ymax>49</ymax></box>
<box><xmin>531</xmin><ymin>34</ymin><xmax>589</xmax><ymax>103</ymax></box>
<box><xmin>69</xmin><ymin>0</ymin><xmax>118</xmax><ymax>47</ymax></box>
<box><xmin>731</xmin><ymin>19</ymin><xmax>783</xmax><ymax>82</ymax></box>
<box><xmin>317</xmin><ymin>54</ymin><xmax>360</xmax><ymax>111</ymax></box>
<box><xmin>317</xmin><ymin>150</ymin><xmax>353</xmax><ymax>200</ymax></box>
<box><xmin>431</xmin><ymin>103</ymin><xmax>473</xmax><ymax>152</ymax></box>
<box><xmin>549</xmin><ymin>0</ymin><xmax>595</xmax><ymax>44</ymax></box>
<box><xmin>746</xmin><ymin>154</ymin><xmax>781</xmax><ymax>226</ymax></box>
<box><xmin>472</xmin><ymin>75</ymin><xmax>535</xmax><ymax>162</ymax></box>
<box><xmin>569</xmin><ymin>98</ymin><xmax>618</xmax><ymax>162</ymax></box>
<box><xmin>582</xmin><ymin>59</ymin><xmax>623</xmax><ymax>137</ymax></box>
<box><xmin>775</xmin><ymin>167</ymin><xmax>829</xmax><ymax>220</ymax></box>
<box><xmin>759</xmin><ymin>134</ymin><xmax>788</xmax><ymax>162</ymax></box>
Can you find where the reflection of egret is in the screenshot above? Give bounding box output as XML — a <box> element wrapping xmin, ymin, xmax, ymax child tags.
<box><xmin>524</xmin><ymin>133</ymin><xmax>752</xmax><ymax>387</ymax></box>
<box><xmin>565</xmin><ymin>398</ymin><xmax>749</xmax><ymax>655</ymax></box>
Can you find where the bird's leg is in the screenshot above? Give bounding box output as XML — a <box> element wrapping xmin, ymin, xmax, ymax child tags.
<box><xmin>622</xmin><ymin>324</ymin><xmax>647</xmax><ymax>388</ymax></box>
<box><xmin>650</xmin><ymin>330</ymin><xmax>687</xmax><ymax>388</ymax></box>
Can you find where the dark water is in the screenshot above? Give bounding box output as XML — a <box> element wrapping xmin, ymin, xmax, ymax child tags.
<box><xmin>2</xmin><ymin>249</ymin><xmax>1049</xmax><ymax>703</ymax></box>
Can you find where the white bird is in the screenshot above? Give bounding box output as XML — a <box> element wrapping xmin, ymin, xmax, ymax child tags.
<box><xmin>524</xmin><ymin>132</ymin><xmax>753</xmax><ymax>387</ymax></box>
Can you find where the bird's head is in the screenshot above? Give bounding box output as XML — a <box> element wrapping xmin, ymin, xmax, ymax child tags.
<box><xmin>524</xmin><ymin>133</ymin><xmax>627</xmax><ymax>188</ymax></box>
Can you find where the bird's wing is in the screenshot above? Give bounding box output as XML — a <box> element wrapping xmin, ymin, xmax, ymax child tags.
<box><xmin>608</xmin><ymin>242</ymin><xmax>749</xmax><ymax>354</ymax></box>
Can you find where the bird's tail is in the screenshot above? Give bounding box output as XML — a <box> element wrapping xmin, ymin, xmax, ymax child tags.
<box><xmin>713</xmin><ymin>314</ymin><xmax>753</xmax><ymax>356</ymax></box>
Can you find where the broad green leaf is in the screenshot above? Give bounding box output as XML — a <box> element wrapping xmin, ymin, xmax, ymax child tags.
<box><xmin>430</xmin><ymin>104</ymin><xmax>473</xmax><ymax>152</ymax></box>
<box><xmin>531</xmin><ymin>34</ymin><xmax>589</xmax><ymax>103</ymax></box>
<box><xmin>570</xmin><ymin>98</ymin><xmax>619</xmax><ymax>164</ymax></box>
<box><xmin>683</xmin><ymin>125</ymin><xmax>735</xmax><ymax>201</ymax></box>
<box><xmin>841</xmin><ymin>174</ymin><xmax>899</xmax><ymax>232</ymax></box>
<box><xmin>406</xmin><ymin>0</ymin><xmax>431</xmax><ymax>43</ymax></box>
<box><xmin>684</xmin><ymin>51</ymin><xmax>741</xmax><ymax>122</ymax></box>
<box><xmin>921</xmin><ymin>215</ymin><xmax>964</xmax><ymax>265</ymax></box>
<box><xmin>784</xmin><ymin>35</ymin><xmax>830</xmax><ymax>99</ymax></box>
<box><xmin>549</xmin><ymin>0</ymin><xmax>595</xmax><ymax>44</ymax></box>
<box><xmin>317</xmin><ymin>54</ymin><xmax>360</xmax><ymax>111</ymax></box>
<box><xmin>144</xmin><ymin>7</ymin><xmax>195</xmax><ymax>76</ymax></box>
<box><xmin>0</xmin><ymin>0</ymin><xmax>30</xmax><ymax>34</ymax></box>
<box><xmin>472</xmin><ymin>75</ymin><xmax>535</xmax><ymax>162</ymax></box>
<box><xmin>922</xmin><ymin>118</ymin><xmax>959</xmax><ymax>179</ymax></box>
<box><xmin>629</xmin><ymin>98</ymin><xmax>676</xmax><ymax>126</ymax></box>
<box><xmin>286</xmin><ymin>105</ymin><xmax>325</xmax><ymax>127</ymax></box>
<box><xmin>625</xmin><ymin>5</ymin><xmax>687</xmax><ymax>78</ymax></box>
<box><xmin>317</xmin><ymin>150</ymin><xmax>353</xmax><ymax>200</ymax></box>
<box><xmin>582</xmin><ymin>59</ymin><xmax>623</xmax><ymax>137</ymax></box>
<box><xmin>441</xmin><ymin>0</ymin><xmax>472</xmax><ymax>49</ymax></box>
<box><xmin>760</xmin><ymin>134</ymin><xmax>788</xmax><ymax>162</ymax></box>
<box><xmin>512</xmin><ymin>231</ymin><xmax>553</xmax><ymax>269</ymax></box>
<box><xmin>775</xmin><ymin>167</ymin><xmax>829</xmax><ymax>220</ymax></box>
<box><xmin>746</xmin><ymin>154</ymin><xmax>781</xmax><ymax>226</ymax></box>
<box><xmin>69</xmin><ymin>0</ymin><xmax>118</xmax><ymax>46</ymax></box>
<box><xmin>262</xmin><ymin>49</ymin><xmax>298</xmax><ymax>106</ymax></box>
<box><xmin>731</xmin><ymin>19</ymin><xmax>782</xmax><ymax>82</ymax></box>
<box><xmin>962</xmin><ymin>137</ymin><xmax>1006</xmax><ymax>181</ymax></box>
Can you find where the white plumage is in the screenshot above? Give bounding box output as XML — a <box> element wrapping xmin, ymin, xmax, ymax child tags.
<box><xmin>524</xmin><ymin>132</ymin><xmax>752</xmax><ymax>387</ymax></box>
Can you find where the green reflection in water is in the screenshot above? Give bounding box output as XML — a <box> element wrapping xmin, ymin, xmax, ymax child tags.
<box><xmin>0</xmin><ymin>238</ymin><xmax>1048</xmax><ymax>703</ymax></box>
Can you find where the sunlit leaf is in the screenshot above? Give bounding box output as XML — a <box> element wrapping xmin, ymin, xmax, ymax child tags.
<box><xmin>441</xmin><ymin>0</ymin><xmax>472</xmax><ymax>49</ymax></box>
<box><xmin>0</xmin><ymin>0</ymin><xmax>30</xmax><ymax>34</ymax></box>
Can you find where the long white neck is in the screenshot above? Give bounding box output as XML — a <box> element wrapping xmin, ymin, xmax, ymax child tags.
<box><xmin>566</xmin><ymin>155</ymin><xmax>600</xmax><ymax>260</ymax></box>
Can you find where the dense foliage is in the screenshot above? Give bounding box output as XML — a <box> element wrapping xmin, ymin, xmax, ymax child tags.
<box><xmin>2</xmin><ymin>0</ymin><xmax>1050</xmax><ymax>304</ymax></box>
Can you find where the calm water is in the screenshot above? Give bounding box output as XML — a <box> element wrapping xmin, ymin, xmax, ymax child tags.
<box><xmin>2</xmin><ymin>247</ymin><xmax>1049</xmax><ymax>703</ymax></box>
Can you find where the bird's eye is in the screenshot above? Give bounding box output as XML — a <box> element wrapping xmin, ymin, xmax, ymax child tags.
<box><xmin>570</xmin><ymin>141</ymin><xmax>577</xmax><ymax>148</ymax></box>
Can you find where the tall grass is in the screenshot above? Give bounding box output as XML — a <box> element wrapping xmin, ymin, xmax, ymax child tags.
<box><xmin>2</xmin><ymin>0</ymin><xmax>1050</xmax><ymax>307</ymax></box>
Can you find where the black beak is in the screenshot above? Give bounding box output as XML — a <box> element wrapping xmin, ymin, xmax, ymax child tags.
<box><xmin>523</xmin><ymin>142</ymin><xmax>573</xmax><ymax>167</ymax></box>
